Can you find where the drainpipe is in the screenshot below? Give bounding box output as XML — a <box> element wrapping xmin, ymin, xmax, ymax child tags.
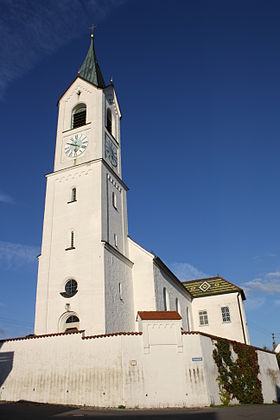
<box><xmin>237</xmin><ymin>292</ymin><xmax>247</xmax><ymax>344</ymax></box>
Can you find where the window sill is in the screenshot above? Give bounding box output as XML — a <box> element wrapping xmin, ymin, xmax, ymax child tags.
<box><xmin>67</xmin><ymin>200</ymin><xmax>77</xmax><ymax>204</ymax></box>
<box><xmin>62</xmin><ymin>122</ymin><xmax>91</xmax><ymax>134</ymax></box>
<box><xmin>105</xmin><ymin>128</ymin><xmax>119</xmax><ymax>144</ymax></box>
<box><xmin>65</xmin><ymin>247</ymin><xmax>76</xmax><ymax>251</ymax></box>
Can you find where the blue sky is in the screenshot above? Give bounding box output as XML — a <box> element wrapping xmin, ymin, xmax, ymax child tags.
<box><xmin>1</xmin><ymin>0</ymin><xmax>280</xmax><ymax>348</ymax></box>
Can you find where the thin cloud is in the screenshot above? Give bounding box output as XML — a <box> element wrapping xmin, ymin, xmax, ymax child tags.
<box><xmin>0</xmin><ymin>193</ymin><xmax>13</xmax><ymax>204</ymax></box>
<box><xmin>0</xmin><ymin>0</ymin><xmax>126</xmax><ymax>97</ymax></box>
<box><xmin>244</xmin><ymin>278</ymin><xmax>280</xmax><ymax>294</ymax></box>
<box><xmin>266</xmin><ymin>271</ymin><xmax>280</xmax><ymax>277</ymax></box>
<box><xmin>0</xmin><ymin>241</ymin><xmax>39</xmax><ymax>269</ymax></box>
<box><xmin>245</xmin><ymin>296</ymin><xmax>266</xmax><ymax>310</ymax></box>
<box><xmin>171</xmin><ymin>262</ymin><xmax>208</xmax><ymax>281</ymax></box>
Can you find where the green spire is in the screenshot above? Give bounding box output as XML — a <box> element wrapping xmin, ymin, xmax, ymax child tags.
<box><xmin>78</xmin><ymin>34</ymin><xmax>105</xmax><ymax>88</ymax></box>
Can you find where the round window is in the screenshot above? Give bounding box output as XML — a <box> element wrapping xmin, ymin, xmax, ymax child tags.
<box><xmin>65</xmin><ymin>279</ymin><xmax>78</xmax><ymax>297</ymax></box>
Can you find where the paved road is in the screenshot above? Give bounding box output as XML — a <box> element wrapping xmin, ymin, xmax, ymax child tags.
<box><xmin>1</xmin><ymin>401</ymin><xmax>280</xmax><ymax>420</ymax></box>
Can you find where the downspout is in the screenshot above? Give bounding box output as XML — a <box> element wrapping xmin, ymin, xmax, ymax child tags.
<box><xmin>237</xmin><ymin>292</ymin><xmax>247</xmax><ymax>344</ymax></box>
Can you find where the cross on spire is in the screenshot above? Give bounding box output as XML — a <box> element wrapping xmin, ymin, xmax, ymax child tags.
<box><xmin>90</xmin><ymin>23</ymin><xmax>95</xmax><ymax>39</ymax></box>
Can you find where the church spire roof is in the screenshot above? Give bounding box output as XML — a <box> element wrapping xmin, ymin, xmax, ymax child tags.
<box><xmin>78</xmin><ymin>32</ymin><xmax>105</xmax><ymax>88</ymax></box>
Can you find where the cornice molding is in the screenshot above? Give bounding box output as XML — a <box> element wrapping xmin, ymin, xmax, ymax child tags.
<box><xmin>45</xmin><ymin>158</ymin><xmax>129</xmax><ymax>191</ymax></box>
<box><xmin>102</xmin><ymin>241</ymin><xmax>133</xmax><ymax>268</ymax></box>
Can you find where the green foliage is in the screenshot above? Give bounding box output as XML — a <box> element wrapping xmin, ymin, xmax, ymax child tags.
<box><xmin>213</xmin><ymin>338</ymin><xmax>263</xmax><ymax>405</ymax></box>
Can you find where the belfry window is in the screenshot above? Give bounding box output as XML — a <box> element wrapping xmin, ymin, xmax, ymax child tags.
<box><xmin>72</xmin><ymin>104</ymin><xmax>86</xmax><ymax>129</ymax></box>
<box><xmin>106</xmin><ymin>108</ymin><xmax>112</xmax><ymax>134</ymax></box>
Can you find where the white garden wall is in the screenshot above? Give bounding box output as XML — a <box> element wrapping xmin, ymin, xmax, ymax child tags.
<box><xmin>0</xmin><ymin>324</ymin><xmax>279</xmax><ymax>408</ymax></box>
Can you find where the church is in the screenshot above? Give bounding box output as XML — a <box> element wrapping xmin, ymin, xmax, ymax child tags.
<box><xmin>34</xmin><ymin>32</ymin><xmax>249</xmax><ymax>345</ymax></box>
<box><xmin>0</xmin><ymin>33</ymin><xmax>279</xmax><ymax>408</ymax></box>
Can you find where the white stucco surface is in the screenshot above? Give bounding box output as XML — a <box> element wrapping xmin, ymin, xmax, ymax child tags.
<box><xmin>0</xmin><ymin>323</ymin><xmax>279</xmax><ymax>408</ymax></box>
<box><xmin>191</xmin><ymin>292</ymin><xmax>249</xmax><ymax>344</ymax></box>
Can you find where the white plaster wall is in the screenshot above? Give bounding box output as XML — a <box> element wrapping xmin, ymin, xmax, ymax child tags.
<box><xmin>102</xmin><ymin>167</ymin><xmax>128</xmax><ymax>256</ymax></box>
<box><xmin>191</xmin><ymin>293</ymin><xmax>249</xmax><ymax>343</ymax></box>
<box><xmin>104</xmin><ymin>248</ymin><xmax>135</xmax><ymax>333</ymax></box>
<box><xmin>182</xmin><ymin>334</ymin><xmax>219</xmax><ymax>406</ymax></box>
<box><xmin>257</xmin><ymin>349</ymin><xmax>280</xmax><ymax>403</ymax></box>
<box><xmin>0</xmin><ymin>329</ymin><xmax>279</xmax><ymax>408</ymax></box>
<box><xmin>128</xmin><ymin>238</ymin><xmax>156</xmax><ymax>325</ymax></box>
<box><xmin>35</xmin><ymin>161</ymin><xmax>106</xmax><ymax>336</ymax></box>
<box><xmin>153</xmin><ymin>263</ymin><xmax>193</xmax><ymax>331</ymax></box>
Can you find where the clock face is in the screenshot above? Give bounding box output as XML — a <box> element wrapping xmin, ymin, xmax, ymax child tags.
<box><xmin>105</xmin><ymin>135</ymin><xmax>118</xmax><ymax>167</ymax></box>
<box><xmin>64</xmin><ymin>134</ymin><xmax>88</xmax><ymax>158</ymax></box>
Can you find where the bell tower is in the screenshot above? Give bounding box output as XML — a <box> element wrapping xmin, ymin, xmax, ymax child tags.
<box><xmin>34</xmin><ymin>32</ymin><xmax>134</xmax><ymax>336</ymax></box>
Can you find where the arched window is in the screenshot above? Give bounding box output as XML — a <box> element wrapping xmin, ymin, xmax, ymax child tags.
<box><xmin>186</xmin><ymin>307</ymin><xmax>190</xmax><ymax>332</ymax></box>
<box><xmin>163</xmin><ymin>287</ymin><xmax>167</xmax><ymax>311</ymax></box>
<box><xmin>66</xmin><ymin>315</ymin><xmax>79</xmax><ymax>323</ymax></box>
<box><xmin>106</xmin><ymin>108</ymin><xmax>112</xmax><ymax>134</ymax></box>
<box><xmin>72</xmin><ymin>104</ymin><xmax>86</xmax><ymax>129</ymax></box>
<box><xmin>65</xmin><ymin>314</ymin><xmax>80</xmax><ymax>332</ymax></box>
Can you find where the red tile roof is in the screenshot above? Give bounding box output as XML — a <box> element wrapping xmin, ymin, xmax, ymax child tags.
<box><xmin>137</xmin><ymin>311</ymin><xmax>182</xmax><ymax>320</ymax></box>
<box><xmin>83</xmin><ymin>332</ymin><xmax>142</xmax><ymax>340</ymax></box>
<box><xmin>2</xmin><ymin>329</ymin><xmax>85</xmax><ymax>342</ymax></box>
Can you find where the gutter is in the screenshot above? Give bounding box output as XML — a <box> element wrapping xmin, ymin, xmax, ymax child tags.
<box><xmin>237</xmin><ymin>292</ymin><xmax>247</xmax><ymax>344</ymax></box>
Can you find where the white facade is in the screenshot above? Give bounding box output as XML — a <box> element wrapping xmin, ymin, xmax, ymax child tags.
<box><xmin>192</xmin><ymin>292</ymin><xmax>250</xmax><ymax>344</ymax></box>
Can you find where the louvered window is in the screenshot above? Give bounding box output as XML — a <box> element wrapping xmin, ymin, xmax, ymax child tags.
<box><xmin>106</xmin><ymin>108</ymin><xmax>112</xmax><ymax>134</ymax></box>
<box><xmin>72</xmin><ymin>104</ymin><xmax>86</xmax><ymax>129</ymax></box>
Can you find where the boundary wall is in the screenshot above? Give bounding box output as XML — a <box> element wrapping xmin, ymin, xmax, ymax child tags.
<box><xmin>0</xmin><ymin>322</ymin><xmax>279</xmax><ymax>408</ymax></box>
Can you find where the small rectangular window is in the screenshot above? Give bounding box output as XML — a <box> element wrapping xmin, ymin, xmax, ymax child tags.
<box><xmin>114</xmin><ymin>233</ymin><xmax>118</xmax><ymax>248</ymax></box>
<box><xmin>68</xmin><ymin>187</ymin><xmax>77</xmax><ymax>203</ymax></box>
<box><xmin>221</xmin><ymin>306</ymin><xmax>231</xmax><ymax>323</ymax></box>
<box><xmin>66</xmin><ymin>231</ymin><xmax>75</xmax><ymax>251</ymax></box>
<box><xmin>199</xmin><ymin>310</ymin><xmax>208</xmax><ymax>326</ymax></box>
<box><xmin>112</xmin><ymin>191</ymin><xmax>117</xmax><ymax>209</ymax></box>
